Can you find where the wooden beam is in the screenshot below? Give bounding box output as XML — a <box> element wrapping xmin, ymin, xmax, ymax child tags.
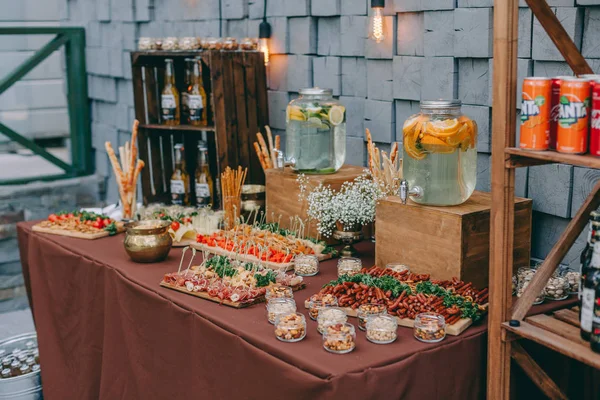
<box><xmin>511</xmin><ymin>179</ymin><xmax>600</xmax><ymax>321</ymax></box>
<box><xmin>488</xmin><ymin>0</ymin><xmax>520</xmax><ymax>398</ymax></box>
<box><xmin>511</xmin><ymin>342</ymin><xmax>568</xmax><ymax>400</ymax></box>
<box><xmin>524</xmin><ymin>0</ymin><xmax>592</xmax><ymax>75</ymax></box>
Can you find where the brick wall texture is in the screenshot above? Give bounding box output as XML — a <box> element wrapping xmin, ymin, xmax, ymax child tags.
<box><xmin>25</xmin><ymin>0</ymin><xmax>600</xmax><ymax>267</ymax></box>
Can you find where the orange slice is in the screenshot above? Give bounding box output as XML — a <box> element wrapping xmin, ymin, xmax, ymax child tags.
<box><xmin>446</xmin><ymin>124</ymin><xmax>470</xmax><ymax>146</ymax></box>
<box><xmin>420</xmin><ymin>134</ymin><xmax>456</xmax><ymax>154</ymax></box>
<box><xmin>426</xmin><ymin>118</ymin><xmax>460</xmax><ymax>137</ymax></box>
<box><xmin>402</xmin><ymin>114</ymin><xmax>421</xmax><ymax>133</ymax></box>
<box><xmin>403</xmin><ymin>127</ymin><xmax>426</xmax><ymax>160</ymax></box>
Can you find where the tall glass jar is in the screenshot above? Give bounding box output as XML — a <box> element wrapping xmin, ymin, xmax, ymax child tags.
<box><xmin>402</xmin><ymin>100</ymin><xmax>478</xmax><ymax>205</ymax></box>
<box><xmin>286</xmin><ymin>88</ymin><xmax>346</xmax><ymax>174</ymax></box>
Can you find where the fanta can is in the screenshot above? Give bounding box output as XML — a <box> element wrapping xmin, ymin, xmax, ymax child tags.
<box><xmin>591</xmin><ymin>79</ymin><xmax>600</xmax><ymax>157</ymax></box>
<box><xmin>557</xmin><ymin>77</ymin><xmax>591</xmax><ymax>154</ymax></box>
<box><xmin>520</xmin><ymin>77</ymin><xmax>551</xmax><ymax>150</ymax></box>
<box><xmin>550</xmin><ymin>76</ymin><xmax>573</xmax><ymax>149</ymax></box>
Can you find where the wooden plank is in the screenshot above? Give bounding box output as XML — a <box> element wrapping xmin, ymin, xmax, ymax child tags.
<box><xmin>139</xmin><ymin>124</ymin><xmax>215</xmax><ymax>132</ymax></box>
<box><xmin>32</xmin><ymin>224</ymin><xmax>124</xmax><ymax>240</ymax></box>
<box><xmin>512</xmin><ymin>179</ymin><xmax>600</xmax><ymax>320</ymax></box>
<box><xmin>131</xmin><ymin>64</ymin><xmax>147</xmax><ymax>124</ymax></box>
<box><xmin>243</xmin><ymin>52</ymin><xmax>263</xmax><ymax>184</ymax></box>
<box><xmin>524</xmin><ymin>0</ymin><xmax>592</xmax><ymax>76</ymax></box>
<box><xmin>222</xmin><ymin>53</ymin><xmax>238</xmax><ymax>168</ymax></box>
<box><xmin>233</xmin><ymin>53</ymin><xmax>251</xmax><ymax>178</ymax></box>
<box><xmin>145</xmin><ymin>66</ymin><xmax>160</xmax><ymax>124</ymax></box>
<box><xmin>488</xmin><ymin>0</ymin><xmax>520</xmax><ymax>398</ymax></box>
<box><xmin>301</xmin><ymin>300</ymin><xmax>473</xmax><ymax>336</ymax></box>
<box><xmin>526</xmin><ymin>313</ymin><xmax>586</xmax><ymax>344</ymax></box>
<box><xmin>210</xmin><ymin>52</ymin><xmax>229</xmax><ymax>172</ymax></box>
<box><xmin>137</xmin><ymin>128</ymin><xmax>153</xmax><ymax>204</ymax></box>
<box><xmin>503</xmin><ymin>320</ymin><xmax>600</xmax><ymax>370</ymax></box>
<box><xmin>254</xmin><ymin>52</ymin><xmax>269</xmax><ymax>146</ymax></box>
<box><xmin>553</xmin><ymin>308</ymin><xmax>580</xmax><ymax>328</ymax></box>
<box><xmin>160</xmin><ymin>281</ymin><xmax>306</xmax><ymax>308</ymax></box>
<box><xmin>505</xmin><ymin>147</ymin><xmax>600</xmax><ymax>170</ymax></box>
<box><xmin>147</xmin><ymin>133</ymin><xmax>169</xmax><ymax>203</ymax></box>
<box><xmin>510</xmin><ymin>341</ymin><xmax>568</xmax><ymax>400</ymax></box>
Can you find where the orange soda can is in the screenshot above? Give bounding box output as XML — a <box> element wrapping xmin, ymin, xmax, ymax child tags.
<box><xmin>520</xmin><ymin>77</ymin><xmax>551</xmax><ymax>150</ymax></box>
<box><xmin>557</xmin><ymin>77</ymin><xmax>591</xmax><ymax>154</ymax></box>
<box><xmin>550</xmin><ymin>76</ymin><xmax>573</xmax><ymax>149</ymax></box>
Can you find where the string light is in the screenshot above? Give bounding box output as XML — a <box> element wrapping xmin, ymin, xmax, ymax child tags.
<box><xmin>259</xmin><ymin>0</ymin><xmax>271</xmax><ymax>66</ymax></box>
<box><xmin>369</xmin><ymin>0</ymin><xmax>386</xmax><ymax>44</ymax></box>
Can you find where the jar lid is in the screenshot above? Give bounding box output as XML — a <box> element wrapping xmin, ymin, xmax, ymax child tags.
<box><xmin>420</xmin><ymin>99</ymin><xmax>461</xmax><ymax>109</ymax></box>
<box><xmin>299</xmin><ymin>87</ymin><xmax>333</xmax><ymax>95</ymax></box>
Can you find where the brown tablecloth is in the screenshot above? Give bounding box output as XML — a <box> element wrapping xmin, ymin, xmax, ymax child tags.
<box><xmin>16</xmin><ymin>221</ymin><xmax>578</xmax><ymax>400</ymax></box>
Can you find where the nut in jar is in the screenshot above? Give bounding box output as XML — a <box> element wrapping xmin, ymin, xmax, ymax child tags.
<box><xmin>414</xmin><ymin>312</ymin><xmax>446</xmax><ymax>343</ymax></box>
<box><xmin>544</xmin><ymin>276</ymin><xmax>569</xmax><ymax>301</ymax></box>
<box><xmin>366</xmin><ymin>314</ymin><xmax>398</xmax><ymax>344</ymax></box>
<box><xmin>307</xmin><ymin>294</ymin><xmax>338</xmax><ymax>320</ymax></box>
<box><xmin>266</xmin><ymin>298</ymin><xmax>297</xmax><ymax>324</ymax></box>
<box><xmin>274</xmin><ymin>312</ymin><xmax>306</xmax><ymax>342</ymax></box>
<box><xmin>563</xmin><ymin>270</ymin><xmax>580</xmax><ymax>294</ymax></box>
<box><xmin>265</xmin><ymin>284</ymin><xmax>293</xmax><ymax>301</ymax></box>
<box><xmin>294</xmin><ymin>254</ymin><xmax>319</xmax><ymax>277</ymax></box>
<box><xmin>517</xmin><ymin>268</ymin><xmax>544</xmax><ymax>304</ymax></box>
<box><xmin>386</xmin><ymin>263</ymin><xmax>410</xmax><ymax>274</ymax></box>
<box><xmin>317</xmin><ymin>307</ymin><xmax>347</xmax><ymax>334</ymax></box>
<box><xmin>357</xmin><ymin>303</ymin><xmax>387</xmax><ymax>331</ymax></box>
<box><xmin>337</xmin><ymin>257</ymin><xmax>362</xmax><ymax>278</ymax></box>
<box><xmin>322</xmin><ymin>323</ymin><xmax>356</xmax><ymax>354</ymax></box>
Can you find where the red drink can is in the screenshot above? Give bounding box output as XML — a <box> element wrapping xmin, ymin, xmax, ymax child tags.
<box><xmin>591</xmin><ymin>79</ymin><xmax>600</xmax><ymax>157</ymax></box>
<box><xmin>557</xmin><ymin>77</ymin><xmax>591</xmax><ymax>154</ymax></box>
<box><xmin>520</xmin><ymin>77</ymin><xmax>552</xmax><ymax>150</ymax></box>
<box><xmin>550</xmin><ymin>76</ymin><xmax>573</xmax><ymax>149</ymax></box>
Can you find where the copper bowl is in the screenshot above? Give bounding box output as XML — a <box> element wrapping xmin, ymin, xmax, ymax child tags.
<box><xmin>124</xmin><ymin>220</ymin><xmax>172</xmax><ymax>263</ymax></box>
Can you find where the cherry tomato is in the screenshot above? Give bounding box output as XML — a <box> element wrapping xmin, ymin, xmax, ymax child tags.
<box><xmin>183</xmin><ymin>217</ymin><xmax>192</xmax><ymax>224</ymax></box>
<box><xmin>96</xmin><ymin>216</ymin><xmax>103</xmax><ymax>222</ymax></box>
<box><xmin>92</xmin><ymin>221</ymin><xmax>103</xmax><ymax>229</ymax></box>
<box><xmin>67</xmin><ymin>213</ymin><xmax>74</xmax><ymax>218</ymax></box>
<box><xmin>60</xmin><ymin>214</ymin><xmax>68</xmax><ymax>220</ymax></box>
<box><xmin>48</xmin><ymin>214</ymin><xmax>58</xmax><ymax>222</ymax></box>
<box><xmin>103</xmin><ymin>219</ymin><xmax>111</xmax><ymax>226</ymax></box>
<box><xmin>159</xmin><ymin>213</ymin><xmax>165</xmax><ymax>218</ymax></box>
<box><xmin>171</xmin><ymin>221</ymin><xmax>180</xmax><ymax>231</ymax></box>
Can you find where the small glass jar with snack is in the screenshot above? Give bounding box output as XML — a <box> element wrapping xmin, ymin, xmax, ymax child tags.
<box><xmin>337</xmin><ymin>257</ymin><xmax>362</xmax><ymax>278</ymax></box>
<box><xmin>307</xmin><ymin>294</ymin><xmax>338</xmax><ymax>320</ymax></box>
<box><xmin>222</xmin><ymin>37</ymin><xmax>239</xmax><ymax>50</ymax></box>
<box><xmin>240</xmin><ymin>37</ymin><xmax>258</xmax><ymax>50</ymax></box>
<box><xmin>162</xmin><ymin>37</ymin><xmax>179</xmax><ymax>50</ymax></box>
<box><xmin>322</xmin><ymin>323</ymin><xmax>356</xmax><ymax>354</ymax></box>
<box><xmin>366</xmin><ymin>314</ymin><xmax>398</xmax><ymax>344</ymax></box>
<box><xmin>544</xmin><ymin>276</ymin><xmax>569</xmax><ymax>301</ymax></box>
<box><xmin>517</xmin><ymin>268</ymin><xmax>544</xmax><ymax>304</ymax></box>
<box><xmin>294</xmin><ymin>254</ymin><xmax>319</xmax><ymax>277</ymax></box>
<box><xmin>266</xmin><ymin>298</ymin><xmax>297</xmax><ymax>324</ymax></box>
<box><xmin>179</xmin><ymin>37</ymin><xmax>200</xmax><ymax>50</ymax></box>
<box><xmin>317</xmin><ymin>307</ymin><xmax>347</xmax><ymax>334</ymax></box>
<box><xmin>205</xmin><ymin>37</ymin><xmax>223</xmax><ymax>50</ymax></box>
<box><xmin>414</xmin><ymin>312</ymin><xmax>446</xmax><ymax>343</ymax></box>
<box><xmin>138</xmin><ymin>37</ymin><xmax>156</xmax><ymax>51</ymax></box>
<box><xmin>265</xmin><ymin>285</ymin><xmax>293</xmax><ymax>302</ymax></box>
<box><xmin>357</xmin><ymin>303</ymin><xmax>387</xmax><ymax>331</ymax></box>
<box><xmin>562</xmin><ymin>269</ymin><xmax>580</xmax><ymax>295</ymax></box>
<box><xmin>386</xmin><ymin>263</ymin><xmax>410</xmax><ymax>274</ymax></box>
<box><xmin>274</xmin><ymin>312</ymin><xmax>306</xmax><ymax>342</ymax></box>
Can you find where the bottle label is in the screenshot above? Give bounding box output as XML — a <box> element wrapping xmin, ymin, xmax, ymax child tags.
<box><xmin>581</xmin><ymin>287</ymin><xmax>595</xmax><ymax>332</ymax></box>
<box><xmin>161</xmin><ymin>94</ymin><xmax>176</xmax><ymax>121</ymax></box>
<box><xmin>188</xmin><ymin>95</ymin><xmax>204</xmax><ymax>121</ymax></box>
<box><xmin>171</xmin><ymin>179</ymin><xmax>185</xmax><ymax>205</ymax></box>
<box><xmin>195</xmin><ymin>183</ymin><xmax>211</xmax><ymax>205</ymax></box>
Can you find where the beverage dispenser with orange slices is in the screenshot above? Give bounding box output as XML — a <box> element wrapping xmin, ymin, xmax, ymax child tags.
<box><xmin>400</xmin><ymin>100</ymin><xmax>478</xmax><ymax>206</ymax></box>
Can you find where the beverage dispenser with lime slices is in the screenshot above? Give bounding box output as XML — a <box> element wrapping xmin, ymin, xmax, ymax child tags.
<box><xmin>285</xmin><ymin>88</ymin><xmax>346</xmax><ymax>174</ymax></box>
<box><xmin>401</xmin><ymin>100</ymin><xmax>478</xmax><ymax>206</ymax></box>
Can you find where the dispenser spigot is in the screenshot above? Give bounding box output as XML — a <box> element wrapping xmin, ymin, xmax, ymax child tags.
<box><xmin>399</xmin><ymin>179</ymin><xmax>423</xmax><ymax>204</ymax></box>
<box><xmin>274</xmin><ymin>150</ymin><xmax>296</xmax><ymax>170</ymax></box>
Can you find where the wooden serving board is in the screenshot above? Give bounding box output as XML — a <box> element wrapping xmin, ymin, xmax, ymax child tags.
<box><xmin>32</xmin><ymin>224</ymin><xmax>125</xmax><ymax>240</ymax></box>
<box><xmin>161</xmin><ymin>281</ymin><xmax>306</xmax><ymax>308</ymax></box>
<box><xmin>172</xmin><ymin>239</ymin><xmax>196</xmax><ymax>248</ymax></box>
<box><xmin>191</xmin><ymin>242</ymin><xmax>333</xmax><ymax>272</ymax></box>
<box><xmin>303</xmin><ymin>300</ymin><xmax>473</xmax><ymax>336</ymax></box>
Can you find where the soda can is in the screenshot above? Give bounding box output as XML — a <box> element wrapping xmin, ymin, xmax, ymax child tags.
<box><xmin>557</xmin><ymin>77</ymin><xmax>591</xmax><ymax>154</ymax></box>
<box><xmin>591</xmin><ymin>79</ymin><xmax>600</xmax><ymax>157</ymax></box>
<box><xmin>520</xmin><ymin>77</ymin><xmax>552</xmax><ymax>150</ymax></box>
<box><xmin>550</xmin><ymin>76</ymin><xmax>573</xmax><ymax>149</ymax></box>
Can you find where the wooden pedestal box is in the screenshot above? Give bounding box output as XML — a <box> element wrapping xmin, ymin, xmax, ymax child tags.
<box><xmin>375</xmin><ymin>191</ymin><xmax>532</xmax><ymax>289</ymax></box>
<box><xmin>265</xmin><ymin>165</ymin><xmax>365</xmax><ymax>239</ymax></box>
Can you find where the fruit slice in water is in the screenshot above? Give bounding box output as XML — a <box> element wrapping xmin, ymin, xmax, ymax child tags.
<box><xmin>426</xmin><ymin>118</ymin><xmax>460</xmax><ymax>137</ymax></box>
<box><xmin>328</xmin><ymin>106</ymin><xmax>345</xmax><ymax>126</ymax></box>
<box><xmin>420</xmin><ymin>135</ymin><xmax>456</xmax><ymax>154</ymax></box>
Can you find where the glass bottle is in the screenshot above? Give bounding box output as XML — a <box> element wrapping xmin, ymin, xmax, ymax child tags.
<box><xmin>161</xmin><ymin>58</ymin><xmax>180</xmax><ymax>125</ymax></box>
<box><xmin>170</xmin><ymin>144</ymin><xmax>190</xmax><ymax>205</ymax></box>
<box><xmin>580</xmin><ymin>214</ymin><xmax>600</xmax><ymax>301</ymax></box>
<box><xmin>181</xmin><ymin>58</ymin><xmax>194</xmax><ymax>124</ymax></box>
<box><xmin>194</xmin><ymin>142</ymin><xmax>213</xmax><ymax>207</ymax></box>
<box><xmin>591</xmin><ymin>281</ymin><xmax>600</xmax><ymax>353</ymax></box>
<box><xmin>581</xmin><ymin>234</ymin><xmax>600</xmax><ymax>341</ymax></box>
<box><xmin>188</xmin><ymin>59</ymin><xmax>208</xmax><ymax>126</ymax></box>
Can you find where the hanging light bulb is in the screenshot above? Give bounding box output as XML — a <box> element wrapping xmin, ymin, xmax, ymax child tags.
<box><xmin>369</xmin><ymin>0</ymin><xmax>386</xmax><ymax>44</ymax></box>
<box><xmin>259</xmin><ymin>19</ymin><xmax>271</xmax><ymax>66</ymax></box>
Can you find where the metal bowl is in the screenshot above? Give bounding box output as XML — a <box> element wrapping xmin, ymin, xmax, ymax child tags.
<box><xmin>0</xmin><ymin>333</ymin><xmax>42</xmax><ymax>400</ymax></box>
<box><xmin>241</xmin><ymin>184</ymin><xmax>265</xmax><ymax>216</ymax></box>
<box><xmin>124</xmin><ymin>220</ymin><xmax>172</xmax><ymax>263</ymax></box>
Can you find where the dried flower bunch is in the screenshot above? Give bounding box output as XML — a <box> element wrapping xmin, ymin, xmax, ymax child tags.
<box><xmin>366</xmin><ymin>128</ymin><xmax>402</xmax><ymax>196</ymax></box>
<box><xmin>297</xmin><ymin>172</ymin><xmax>384</xmax><ymax>237</ymax></box>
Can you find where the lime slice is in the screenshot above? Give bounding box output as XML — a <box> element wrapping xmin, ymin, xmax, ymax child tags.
<box><xmin>307</xmin><ymin>117</ymin><xmax>323</xmax><ymax>128</ymax></box>
<box><xmin>328</xmin><ymin>106</ymin><xmax>345</xmax><ymax>126</ymax></box>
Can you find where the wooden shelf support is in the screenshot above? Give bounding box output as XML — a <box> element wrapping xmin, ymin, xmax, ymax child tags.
<box><xmin>511</xmin><ymin>342</ymin><xmax>568</xmax><ymax>400</ymax></box>
<box><xmin>511</xmin><ymin>179</ymin><xmax>600</xmax><ymax>321</ymax></box>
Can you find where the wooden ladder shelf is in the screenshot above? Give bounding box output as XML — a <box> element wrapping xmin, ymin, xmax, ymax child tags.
<box><xmin>489</xmin><ymin>0</ymin><xmax>599</xmax><ymax>398</ymax></box>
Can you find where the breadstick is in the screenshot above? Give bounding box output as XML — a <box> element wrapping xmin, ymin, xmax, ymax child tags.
<box><xmin>105</xmin><ymin>142</ymin><xmax>130</xmax><ymax>217</ymax></box>
<box><xmin>254</xmin><ymin>142</ymin><xmax>268</xmax><ymax>170</ymax></box>
<box><xmin>265</xmin><ymin>126</ymin><xmax>276</xmax><ymax>168</ymax></box>
<box><xmin>275</xmin><ymin>135</ymin><xmax>280</xmax><ymax>151</ymax></box>
<box><xmin>390</xmin><ymin>142</ymin><xmax>398</xmax><ymax>164</ymax></box>
<box><xmin>128</xmin><ymin>120</ymin><xmax>139</xmax><ymax>187</ymax></box>
<box><xmin>256</xmin><ymin>132</ymin><xmax>271</xmax><ymax>168</ymax></box>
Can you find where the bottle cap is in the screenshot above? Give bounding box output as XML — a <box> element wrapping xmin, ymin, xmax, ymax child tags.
<box><xmin>509</xmin><ymin>320</ymin><xmax>521</xmax><ymax>327</ymax></box>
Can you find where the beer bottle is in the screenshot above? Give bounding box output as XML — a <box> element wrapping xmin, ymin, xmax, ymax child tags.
<box><xmin>170</xmin><ymin>144</ymin><xmax>190</xmax><ymax>205</ymax></box>
<box><xmin>590</xmin><ymin>281</ymin><xmax>600</xmax><ymax>352</ymax></box>
<box><xmin>161</xmin><ymin>59</ymin><xmax>180</xmax><ymax>125</ymax></box>
<box><xmin>181</xmin><ymin>58</ymin><xmax>194</xmax><ymax>124</ymax></box>
<box><xmin>194</xmin><ymin>142</ymin><xmax>213</xmax><ymax>207</ymax></box>
<box><xmin>188</xmin><ymin>59</ymin><xmax>208</xmax><ymax>126</ymax></box>
<box><xmin>581</xmin><ymin>232</ymin><xmax>600</xmax><ymax>340</ymax></box>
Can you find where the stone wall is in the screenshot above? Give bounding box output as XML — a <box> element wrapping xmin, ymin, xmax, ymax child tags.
<box><xmin>56</xmin><ymin>0</ymin><xmax>600</xmax><ymax>267</ymax></box>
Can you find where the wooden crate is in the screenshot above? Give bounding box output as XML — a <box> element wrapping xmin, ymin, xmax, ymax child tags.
<box><xmin>130</xmin><ymin>50</ymin><xmax>268</xmax><ymax>205</ymax></box>
<box><xmin>265</xmin><ymin>165</ymin><xmax>365</xmax><ymax>238</ymax></box>
<box><xmin>375</xmin><ymin>191</ymin><xmax>532</xmax><ymax>289</ymax></box>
